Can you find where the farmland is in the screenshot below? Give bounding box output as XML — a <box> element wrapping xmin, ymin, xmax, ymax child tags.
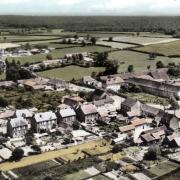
<box><xmin>135</xmin><ymin>40</ymin><xmax>180</xmax><ymax>56</ymax></box>
<box><xmin>108</xmin><ymin>36</ymin><xmax>178</xmax><ymax>45</ymax></box>
<box><xmin>108</xmin><ymin>50</ymin><xmax>180</xmax><ymax>72</ymax></box>
<box><xmin>37</xmin><ymin>66</ymin><xmax>105</xmax><ymax>81</ymax></box>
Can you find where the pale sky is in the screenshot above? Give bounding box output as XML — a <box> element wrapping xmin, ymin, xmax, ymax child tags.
<box><xmin>0</xmin><ymin>0</ymin><xmax>180</xmax><ymax>15</ymax></box>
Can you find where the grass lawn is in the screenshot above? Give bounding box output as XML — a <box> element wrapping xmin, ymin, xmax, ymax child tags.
<box><xmin>126</xmin><ymin>92</ymin><xmax>169</xmax><ymax>106</ymax></box>
<box><xmin>7</xmin><ymin>45</ymin><xmax>112</xmax><ymax>64</ymax></box>
<box><xmin>135</xmin><ymin>40</ymin><xmax>180</xmax><ymax>56</ymax></box>
<box><xmin>109</xmin><ymin>50</ymin><xmax>180</xmax><ymax>72</ymax></box>
<box><xmin>37</xmin><ymin>66</ymin><xmax>105</xmax><ymax>81</ymax></box>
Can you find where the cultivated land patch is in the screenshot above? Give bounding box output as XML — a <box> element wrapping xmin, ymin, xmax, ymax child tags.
<box><xmin>135</xmin><ymin>40</ymin><xmax>180</xmax><ymax>56</ymax></box>
<box><xmin>7</xmin><ymin>45</ymin><xmax>113</xmax><ymax>64</ymax></box>
<box><xmin>37</xmin><ymin>66</ymin><xmax>105</xmax><ymax>81</ymax></box>
<box><xmin>0</xmin><ymin>139</ymin><xmax>106</xmax><ymax>171</ymax></box>
<box><xmin>97</xmin><ymin>41</ymin><xmax>136</xmax><ymax>49</ymax></box>
<box><xmin>103</xmin><ymin>36</ymin><xmax>178</xmax><ymax>46</ymax></box>
<box><xmin>108</xmin><ymin>50</ymin><xmax>180</xmax><ymax>72</ymax></box>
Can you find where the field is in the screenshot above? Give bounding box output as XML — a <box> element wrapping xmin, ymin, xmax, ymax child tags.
<box><xmin>109</xmin><ymin>36</ymin><xmax>177</xmax><ymax>45</ymax></box>
<box><xmin>147</xmin><ymin>161</ymin><xmax>179</xmax><ymax>178</ymax></box>
<box><xmin>126</xmin><ymin>92</ymin><xmax>169</xmax><ymax>106</ymax></box>
<box><xmin>37</xmin><ymin>66</ymin><xmax>105</xmax><ymax>81</ymax></box>
<box><xmin>109</xmin><ymin>50</ymin><xmax>180</xmax><ymax>72</ymax></box>
<box><xmin>97</xmin><ymin>41</ymin><xmax>136</xmax><ymax>49</ymax></box>
<box><xmin>135</xmin><ymin>40</ymin><xmax>180</xmax><ymax>56</ymax></box>
<box><xmin>7</xmin><ymin>45</ymin><xmax>112</xmax><ymax>64</ymax></box>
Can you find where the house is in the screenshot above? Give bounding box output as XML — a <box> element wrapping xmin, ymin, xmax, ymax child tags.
<box><xmin>140</xmin><ymin>126</ymin><xmax>166</xmax><ymax>144</ymax></box>
<box><xmin>64</xmin><ymin>96</ymin><xmax>84</xmax><ymax>108</ymax></box>
<box><xmin>47</xmin><ymin>78</ymin><xmax>68</xmax><ymax>91</ymax></box>
<box><xmin>141</xmin><ymin>104</ymin><xmax>160</xmax><ymax>118</ymax></box>
<box><xmin>119</xmin><ymin>124</ymin><xmax>135</xmax><ymax>136</ymax></box>
<box><xmin>102</xmin><ymin>76</ymin><xmax>124</xmax><ymax>92</ymax></box>
<box><xmin>148</xmin><ymin>68</ymin><xmax>169</xmax><ymax>81</ymax></box>
<box><xmin>31</xmin><ymin>111</ymin><xmax>57</xmax><ymax>133</ymax></box>
<box><xmin>23</xmin><ymin>79</ymin><xmax>45</xmax><ymax>91</ymax></box>
<box><xmin>82</xmin><ymin>76</ymin><xmax>102</xmax><ymax>88</ymax></box>
<box><xmin>57</xmin><ymin>107</ymin><xmax>76</xmax><ymax>126</ymax></box>
<box><xmin>121</xmin><ymin>98</ymin><xmax>141</xmax><ymax>116</ymax></box>
<box><xmin>0</xmin><ymin>81</ymin><xmax>16</xmax><ymax>88</ymax></box>
<box><xmin>76</xmin><ymin>104</ymin><xmax>99</xmax><ymax>124</ymax></box>
<box><xmin>131</xmin><ymin>118</ymin><xmax>152</xmax><ymax>140</ymax></box>
<box><xmin>7</xmin><ymin>117</ymin><xmax>28</xmax><ymax>138</ymax></box>
<box><xmin>15</xmin><ymin>109</ymin><xmax>34</xmax><ymax>119</ymax></box>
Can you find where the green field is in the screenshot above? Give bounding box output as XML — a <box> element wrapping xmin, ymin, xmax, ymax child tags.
<box><xmin>7</xmin><ymin>45</ymin><xmax>112</xmax><ymax>64</ymax></box>
<box><xmin>38</xmin><ymin>66</ymin><xmax>105</xmax><ymax>80</ymax></box>
<box><xmin>135</xmin><ymin>40</ymin><xmax>180</xmax><ymax>56</ymax></box>
<box><xmin>109</xmin><ymin>50</ymin><xmax>180</xmax><ymax>72</ymax></box>
<box><xmin>126</xmin><ymin>92</ymin><xmax>169</xmax><ymax>106</ymax></box>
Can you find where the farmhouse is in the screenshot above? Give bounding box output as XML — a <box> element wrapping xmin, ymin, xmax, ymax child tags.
<box><xmin>141</xmin><ymin>104</ymin><xmax>160</xmax><ymax>118</ymax></box>
<box><xmin>47</xmin><ymin>78</ymin><xmax>68</xmax><ymax>91</ymax></box>
<box><xmin>64</xmin><ymin>96</ymin><xmax>84</xmax><ymax>107</ymax></box>
<box><xmin>82</xmin><ymin>76</ymin><xmax>102</xmax><ymax>88</ymax></box>
<box><xmin>57</xmin><ymin>107</ymin><xmax>76</xmax><ymax>126</ymax></box>
<box><xmin>101</xmin><ymin>76</ymin><xmax>124</xmax><ymax>92</ymax></box>
<box><xmin>31</xmin><ymin>111</ymin><xmax>57</xmax><ymax>133</ymax></box>
<box><xmin>7</xmin><ymin>117</ymin><xmax>28</xmax><ymax>138</ymax></box>
<box><xmin>76</xmin><ymin>104</ymin><xmax>99</xmax><ymax>124</ymax></box>
<box><xmin>121</xmin><ymin>98</ymin><xmax>141</xmax><ymax>116</ymax></box>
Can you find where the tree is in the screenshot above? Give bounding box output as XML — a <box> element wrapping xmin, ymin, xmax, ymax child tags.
<box><xmin>72</xmin><ymin>121</ymin><xmax>80</xmax><ymax>130</ymax></box>
<box><xmin>169</xmin><ymin>96</ymin><xmax>180</xmax><ymax>111</ymax></box>
<box><xmin>74</xmin><ymin>34</ymin><xmax>79</xmax><ymax>39</ymax></box>
<box><xmin>24</xmin><ymin>43</ymin><xmax>31</xmax><ymax>50</ymax></box>
<box><xmin>46</xmin><ymin>54</ymin><xmax>53</xmax><ymax>60</ymax></box>
<box><xmin>128</xmin><ymin>65</ymin><xmax>134</xmax><ymax>72</ymax></box>
<box><xmin>149</xmin><ymin>53</ymin><xmax>156</xmax><ymax>60</ymax></box>
<box><xmin>90</xmin><ymin>37</ymin><xmax>97</xmax><ymax>45</ymax></box>
<box><xmin>11</xmin><ymin>148</ymin><xmax>24</xmax><ymax>161</ymax></box>
<box><xmin>112</xmin><ymin>144</ymin><xmax>123</xmax><ymax>153</ymax></box>
<box><xmin>103</xmin><ymin>60</ymin><xmax>119</xmax><ymax>75</ymax></box>
<box><xmin>143</xmin><ymin>145</ymin><xmax>161</xmax><ymax>161</ymax></box>
<box><xmin>156</xmin><ymin>61</ymin><xmax>164</xmax><ymax>69</ymax></box>
<box><xmin>168</xmin><ymin>67</ymin><xmax>180</xmax><ymax>77</ymax></box>
<box><xmin>147</xmin><ymin>65</ymin><xmax>151</xmax><ymax>70</ymax></box>
<box><xmin>0</xmin><ymin>96</ymin><xmax>8</xmax><ymax>107</ymax></box>
<box><xmin>44</xmin><ymin>177</ymin><xmax>53</xmax><ymax>180</ymax></box>
<box><xmin>108</xmin><ymin>37</ymin><xmax>113</xmax><ymax>42</ymax></box>
<box><xmin>31</xmin><ymin>145</ymin><xmax>41</xmax><ymax>152</ymax></box>
<box><xmin>95</xmin><ymin>52</ymin><xmax>108</xmax><ymax>67</ymax></box>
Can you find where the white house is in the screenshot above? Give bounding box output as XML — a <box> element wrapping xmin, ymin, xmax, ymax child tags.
<box><xmin>32</xmin><ymin>111</ymin><xmax>57</xmax><ymax>133</ymax></box>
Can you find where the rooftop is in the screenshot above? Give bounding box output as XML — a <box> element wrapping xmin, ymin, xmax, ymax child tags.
<box><xmin>34</xmin><ymin>111</ymin><xmax>57</xmax><ymax>123</ymax></box>
<box><xmin>10</xmin><ymin>117</ymin><xmax>28</xmax><ymax>128</ymax></box>
<box><xmin>80</xmin><ymin>104</ymin><xmax>98</xmax><ymax>115</ymax></box>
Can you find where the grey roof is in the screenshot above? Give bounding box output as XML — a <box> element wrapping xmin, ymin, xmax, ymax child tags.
<box><xmin>10</xmin><ymin>117</ymin><xmax>28</xmax><ymax>128</ymax></box>
<box><xmin>16</xmin><ymin>109</ymin><xmax>33</xmax><ymax>118</ymax></box>
<box><xmin>142</xmin><ymin>104</ymin><xmax>160</xmax><ymax>115</ymax></box>
<box><xmin>173</xmin><ymin>137</ymin><xmax>180</xmax><ymax>146</ymax></box>
<box><xmin>59</xmin><ymin>108</ymin><xmax>76</xmax><ymax>118</ymax></box>
<box><xmin>34</xmin><ymin>111</ymin><xmax>57</xmax><ymax>123</ymax></box>
<box><xmin>122</xmin><ymin>98</ymin><xmax>138</xmax><ymax>108</ymax></box>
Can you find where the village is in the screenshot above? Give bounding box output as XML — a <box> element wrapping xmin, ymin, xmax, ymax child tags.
<box><xmin>0</xmin><ymin>37</ymin><xmax>180</xmax><ymax>180</ymax></box>
<box><xmin>0</xmin><ymin>29</ymin><xmax>180</xmax><ymax>180</ymax></box>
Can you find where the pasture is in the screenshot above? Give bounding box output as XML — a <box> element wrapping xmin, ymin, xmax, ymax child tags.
<box><xmin>37</xmin><ymin>66</ymin><xmax>105</xmax><ymax>81</ymax></box>
<box><xmin>108</xmin><ymin>50</ymin><xmax>180</xmax><ymax>72</ymax></box>
<box><xmin>135</xmin><ymin>40</ymin><xmax>180</xmax><ymax>56</ymax></box>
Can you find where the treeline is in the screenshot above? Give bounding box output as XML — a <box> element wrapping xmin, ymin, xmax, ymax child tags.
<box><xmin>0</xmin><ymin>16</ymin><xmax>180</xmax><ymax>34</ymax></box>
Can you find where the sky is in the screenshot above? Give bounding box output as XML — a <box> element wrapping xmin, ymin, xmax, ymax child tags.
<box><xmin>0</xmin><ymin>0</ymin><xmax>180</xmax><ymax>16</ymax></box>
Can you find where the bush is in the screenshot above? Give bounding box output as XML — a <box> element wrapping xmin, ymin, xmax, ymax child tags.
<box><xmin>11</xmin><ymin>148</ymin><xmax>24</xmax><ymax>161</ymax></box>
